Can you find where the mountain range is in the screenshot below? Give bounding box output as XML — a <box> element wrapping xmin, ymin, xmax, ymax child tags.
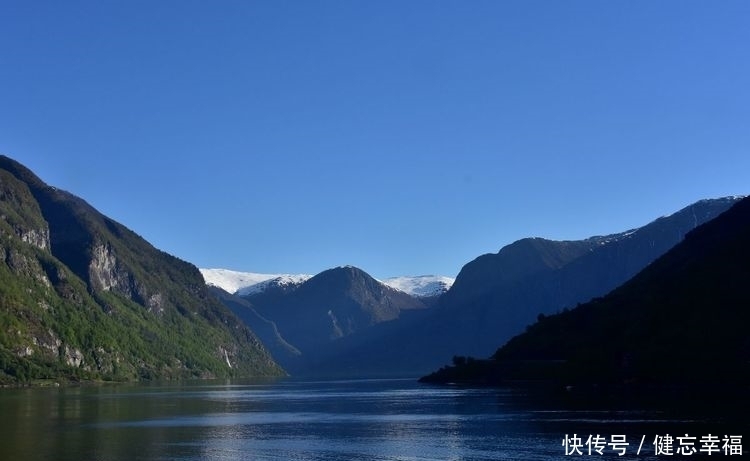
<box><xmin>0</xmin><ymin>155</ymin><xmax>283</xmax><ymax>384</ymax></box>
<box><xmin>1</xmin><ymin>154</ymin><xmax>745</xmax><ymax>385</ymax></box>
<box><xmin>203</xmin><ymin>196</ymin><xmax>742</xmax><ymax>377</ymax></box>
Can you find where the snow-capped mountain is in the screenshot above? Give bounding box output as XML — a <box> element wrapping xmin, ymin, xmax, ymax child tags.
<box><xmin>380</xmin><ymin>275</ymin><xmax>455</xmax><ymax>298</ymax></box>
<box><xmin>224</xmin><ymin>265</ymin><xmax>430</xmax><ymax>372</ymax></box>
<box><xmin>199</xmin><ymin>268</ymin><xmax>311</xmax><ymax>295</ymax></box>
<box><xmin>201</xmin><ymin>268</ymin><xmax>455</xmax><ymax>299</ymax></box>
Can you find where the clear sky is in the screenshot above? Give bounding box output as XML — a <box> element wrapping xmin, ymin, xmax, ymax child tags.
<box><xmin>1</xmin><ymin>1</ymin><xmax>748</xmax><ymax>279</ymax></box>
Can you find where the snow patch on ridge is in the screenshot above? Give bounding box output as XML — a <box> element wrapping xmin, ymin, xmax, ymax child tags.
<box><xmin>199</xmin><ymin>268</ymin><xmax>311</xmax><ymax>295</ymax></box>
<box><xmin>380</xmin><ymin>275</ymin><xmax>455</xmax><ymax>298</ymax></box>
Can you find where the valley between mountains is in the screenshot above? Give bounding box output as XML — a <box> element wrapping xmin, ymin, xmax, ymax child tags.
<box><xmin>1</xmin><ymin>154</ymin><xmax>746</xmax><ymax>387</ymax></box>
<box><xmin>201</xmin><ymin>196</ymin><xmax>743</xmax><ymax>377</ymax></box>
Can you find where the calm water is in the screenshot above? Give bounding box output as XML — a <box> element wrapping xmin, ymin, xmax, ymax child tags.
<box><xmin>0</xmin><ymin>378</ymin><xmax>742</xmax><ymax>461</ymax></box>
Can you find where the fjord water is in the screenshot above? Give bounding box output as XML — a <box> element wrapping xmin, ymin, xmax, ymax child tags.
<box><xmin>0</xmin><ymin>378</ymin><xmax>739</xmax><ymax>461</ymax></box>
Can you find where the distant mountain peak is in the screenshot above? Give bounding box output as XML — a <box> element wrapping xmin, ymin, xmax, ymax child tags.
<box><xmin>325</xmin><ymin>265</ymin><xmax>370</xmax><ymax>278</ymax></box>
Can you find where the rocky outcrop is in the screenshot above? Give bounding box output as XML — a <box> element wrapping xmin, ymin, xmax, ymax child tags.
<box><xmin>89</xmin><ymin>242</ymin><xmax>131</xmax><ymax>293</ymax></box>
<box><xmin>19</xmin><ymin>228</ymin><xmax>49</xmax><ymax>251</ymax></box>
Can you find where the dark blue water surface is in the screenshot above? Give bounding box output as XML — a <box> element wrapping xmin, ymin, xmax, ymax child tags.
<box><xmin>0</xmin><ymin>378</ymin><xmax>742</xmax><ymax>460</ymax></box>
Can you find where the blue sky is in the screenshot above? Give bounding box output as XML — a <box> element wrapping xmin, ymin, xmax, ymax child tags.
<box><xmin>2</xmin><ymin>1</ymin><xmax>748</xmax><ymax>278</ymax></box>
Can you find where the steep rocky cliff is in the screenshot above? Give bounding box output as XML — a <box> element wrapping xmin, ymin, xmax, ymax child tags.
<box><xmin>0</xmin><ymin>155</ymin><xmax>283</xmax><ymax>384</ymax></box>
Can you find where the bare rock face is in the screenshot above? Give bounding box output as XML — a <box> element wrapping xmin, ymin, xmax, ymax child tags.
<box><xmin>88</xmin><ymin>242</ymin><xmax>155</xmax><ymax>313</ymax></box>
<box><xmin>64</xmin><ymin>346</ymin><xmax>85</xmax><ymax>368</ymax></box>
<box><xmin>147</xmin><ymin>292</ymin><xmax>165</xmax><ymax>315</ymax></box>
<box><xmin>89</xmin><ymin>242</ymin><xmax>127</xmax><ymax>292</ymax></box>
<box><xmin>19</xmin><ymin>228</ymin><xmax>50</xmax><ymax>251</ymax></box>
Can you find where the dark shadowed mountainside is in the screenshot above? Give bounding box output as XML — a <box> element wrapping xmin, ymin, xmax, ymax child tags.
<box><xmin>421</xmin><ymin>197</ymin><xmax>750</xmax><ymax>392</ymax></box>
<box><xmin>440</xmin><ymin>197</ymin><xmax>741</xmax><ymax>353</ymax></box>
